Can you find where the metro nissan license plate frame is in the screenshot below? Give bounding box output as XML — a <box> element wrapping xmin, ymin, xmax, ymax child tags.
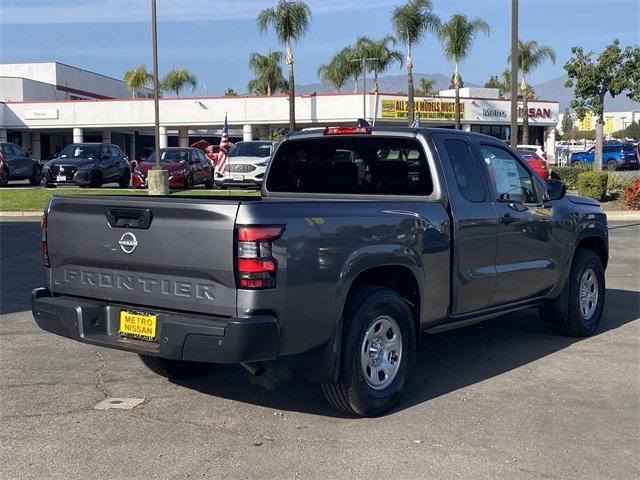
<box><xmin>119</xmin><ymin>309</ymin><xmax>157</xmax><ymax>342</ymax></box>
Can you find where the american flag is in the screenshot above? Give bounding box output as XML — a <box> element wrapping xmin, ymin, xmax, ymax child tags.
<box><xmin>216</xmin><ymin>115</ymin><xmax>230</xmax><ymax>174</ymax></box>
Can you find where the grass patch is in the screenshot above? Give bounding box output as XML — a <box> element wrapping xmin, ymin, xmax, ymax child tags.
<box><xmin>0</xmin><ymin>188</ymin><xmax>260</xmax><ymax>212</ymax></box>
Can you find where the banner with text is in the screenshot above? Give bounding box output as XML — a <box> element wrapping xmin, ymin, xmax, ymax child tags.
<box><xmin>381</xmin><ymin>99</ymin><xmax>463</xmax><ymax>120</ymax></box>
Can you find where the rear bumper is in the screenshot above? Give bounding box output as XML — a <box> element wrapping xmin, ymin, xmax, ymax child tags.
<box><xmin>31</xmin><ymin>288</ymin><xmax>280</xmax><ymax>363</ymax></box>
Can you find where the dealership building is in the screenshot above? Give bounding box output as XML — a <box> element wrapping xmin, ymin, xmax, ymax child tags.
<box><xmin>1</xmin><ymin>62</ymin><xmax>561</xmax><ymax>161</ymax></box>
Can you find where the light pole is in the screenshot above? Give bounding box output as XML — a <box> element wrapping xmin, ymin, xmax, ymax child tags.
<box><xmin>510</xmin><ymin>0</ymin><xmax>518</xmax><ymax>149</ymax></box>
<box><xmin>200</xmin><ymin>83</ymin><xmax>209</xmax><ymax>96</ymax></box>
<box><xmin>351</xmin><ymin>57</ymin><xmax>381</xmax><ymax>121</ymax></box>
<box><xmin>148</xmin><ymin>0</ymin><xmax>169</xmax><ymax>195</ymax></box>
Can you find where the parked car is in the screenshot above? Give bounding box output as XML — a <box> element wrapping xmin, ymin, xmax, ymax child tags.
<box><xmin>570</xmin><ymin>142</ymin><xmax>639</xmax><ymax>170</ymax></box>
<box><xmin>134</xmin><ymin>147</ymin><xmax>214</xmax><ymax>189</ymax></box>
<box><xmin>0</xmin><ymin>141</ymin><xmax>42</xmax><ymax>187</ymax></box>
<box><xmin>517</xmin><ymin>144</ymin><xmax>547</xmax><ymax>161</ymax></box>
<box><xmin>214</xmin><ymin>141</ymin><xmax>275</xmax><ymax>189</ymax></box>
<box><xmin>32</xmin><ymin>125</ymin><xmax>608</xmax><ymax>417</ymax></box>
<box><xmin>43</xmin><ymin>143</ymin><xmax>130</xmax><ymax>188</ymax></box>
<box><xmin>517</xmin><ymin>149</ymin><xmax>549</xmax><ymax>181</ymax></box>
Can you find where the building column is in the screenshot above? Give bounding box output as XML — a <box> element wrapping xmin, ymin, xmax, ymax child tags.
<box><xmin>545</xmin><ymin>126</ymin><xmax>556</xmax><ymax>165</ymax></box>
<box><xmin>129</xmin><ymin>134</ymin><xmax>136</xmax><ymax>160</ymax></box>
<box><xmin>73</xmin><ymin>128</ymin><xmax>83</xmax><ymax>143</ymax></box>
<box><xmin>102</xmin><ymin>129</ymin><xmax>112</xmax><ymax>144</ymax></box>
<box><xmin>159</xmin><ymin>126</ymin><xmax>168</xmax><ymax>148</ymax></box>
<box><xmin>21</xmin><ymin>131</ymin><xmax>32</xmax><ymax>151</ymax></box>
<box><xmin>178</xmin><ymin>127</ymin><xmax>189</xmax><ymax>147</ymax></box>
<box><xmin>0</xmin><ymin>129</ymin><xmax>7</xmax><ymax>143</ymax></box>
<box><xmin>31</xmin><ymin>131</ymin><xmax>41</xmax><ymax>159</ymax></box>
<box><xmin>243</xmin><ymin>124</ymin><xmax>253</xmax><ymax>141</ymax></box>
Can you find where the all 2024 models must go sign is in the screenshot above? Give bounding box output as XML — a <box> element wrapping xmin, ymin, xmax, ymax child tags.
<box><xmin>381</xmin><ymin>99</ymin><xmax>463</xmax><ymax>120</ymax></box>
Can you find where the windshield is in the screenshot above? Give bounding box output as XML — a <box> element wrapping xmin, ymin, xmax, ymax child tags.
<box><xmin>147</xmin><ymin>150</ymin><xmax>191</xmax><ymax>163</ymax></box>
<box><xmin>229</xmin><ymin>142</ymin><xmax>272</xmax><ymax>158</ymax></box>
<box><xmin>59</xmin><ymin>145</ymin><xmax>101</xmax><ymax>159</ymax></box>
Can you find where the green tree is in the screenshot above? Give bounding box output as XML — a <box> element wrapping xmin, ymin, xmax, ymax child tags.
<box><xmin>484</xmin><ymin>75</ymin><xmax>502</xmax><ymax>89</ymax></box>
<box><xmin>317</xmin><ymin>54</ymin><xmax>350</xmax><ymax>92</ymax></box>
<box><xmin>501</xmin><ymin>68</ymin><xmax>511</xmax><ymax>96</ymax></box>
<box><xmin>509</xmin><ymin>40</ymin><xmax>556</xmax><ymax>144</ymax></box>
<box><xmin>565</xmin><ymin>40</ymin><xmax>639</xmax><ymax>170</ymax></box>
<box><xmin>353</xmin><ymin>36</ymin><xmax>403</xmax><ymax>92</ymax></box>
<box><xmin>415</xmin><ymin>77</ymin><xmax>436</xmax><ymax>95</ymax></box>
<box><xmin>561</xmin><ymin>108</ymin><xmax>575</xmax><ymax>139</ymax></box>
<box><xmin>438</xmin><ymin>14</ymin><xmax>490</xmax><ymax>129</ymax></box>
<box><xmin>392</xmin><ymin>0</ymin><xmax>440</xmax><ymax>125</ymax></box>
<box><xmin>247</xmin><ymin>51</ymin><xmax>288</xmax><ymax>96</ymax></box>
<box><xmin>123</xmin><ymin>65</ymin><xmax>152</xmax><ymax>98</ymax></box>
<box><xmin>257</xmin><ymin>0</ymin><xmax>312</xmax><ymax>132</ymax></box>
<box><xmin>612</xmin><ymin>121</ymin><xmax>640</xmax><ymax>140</ymax></box>
<box><xmin>224</xmin><ymin>88</ymin><xmax>238</xmax><ymax>96</ymax></box>
<box><xmin>161</xmin><ymin>68</ymin><xmax>197</xmax><ymax>97</ymax></box>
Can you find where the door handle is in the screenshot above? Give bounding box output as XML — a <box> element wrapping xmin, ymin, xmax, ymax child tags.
<box><xmin>499</xmin><ymin>213</ymin><xmax>517</xmax><ymax>225</ymax></box>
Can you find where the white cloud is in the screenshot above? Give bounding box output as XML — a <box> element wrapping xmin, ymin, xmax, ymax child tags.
<box><xmin>0</xmin><ymin>0</ymin><xmax>393</xmax><ymax>24</ymax></box>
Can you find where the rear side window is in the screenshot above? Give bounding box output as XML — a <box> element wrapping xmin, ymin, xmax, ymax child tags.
<box><xmin>266</xmin><ymin>137</ymin><xmax>433</xmax><ymax>195</ymax></box>
<box><xmin>444</xmin><ymin>139</ymin><xmax>485</xmax><ymax>202</ymax></box>
<box><xmin>109</xmin><ymin>146</ymin><xmax>120</xmax><ymax>158</ymax></box>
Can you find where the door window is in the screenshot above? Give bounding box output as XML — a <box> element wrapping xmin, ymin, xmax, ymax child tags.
<box><xmin>13</xmin><ymin>144</ymin><xmax>26</xmax><ymax>156</ymax></box>
<box><xmin>444</xmin><ymin>139</ymin><xmax>485</xmax><ymax>202</ymax></box>
<box><xmin>1</xmin><ymin>144</ymin><xmax>16</xmax><ymax>156</ymax></box>
<box><xmin>100</xmin><ymin>146</ymin><xmax>110</xmax><ymax>159</ymax></box>
<box><xmin>480</xmin><ymin>145</ymin><xmax>538</xmax><ymax>204</ymax></box>
<box><xmin>109</xmin><ymin>146</ymin><xmax>120</xmax><ymax>159</ymax></box>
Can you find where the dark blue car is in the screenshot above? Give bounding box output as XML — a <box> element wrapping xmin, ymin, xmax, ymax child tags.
<box><xmin>570</xmin><ymin>142</ymin><xmax>639</xmax><ymax>171</ymax></box>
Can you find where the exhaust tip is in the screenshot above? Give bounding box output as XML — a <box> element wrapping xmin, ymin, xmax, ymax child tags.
<box><xmin>241</xmin><ymin>362</ymin><xmax>266</xmax><ymax>377</ymax></box>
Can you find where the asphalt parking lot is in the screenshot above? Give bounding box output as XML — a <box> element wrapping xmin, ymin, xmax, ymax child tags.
<box><xmin>0</xmin><ymin>218</ymin><xmax>638</xmax><ymax>480</ymax></box>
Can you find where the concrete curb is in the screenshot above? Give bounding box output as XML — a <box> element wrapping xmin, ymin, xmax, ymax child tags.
<box><xmin>0</xmin><ymin>211</ymin><xmax>42</xmax><ymax>217</ymax></box>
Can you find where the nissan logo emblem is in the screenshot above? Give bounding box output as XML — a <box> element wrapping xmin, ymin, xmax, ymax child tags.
<box><xmin>118</xmin><ymin>232</ymin><xmax>138</xmax><ymax>254</ymax></box>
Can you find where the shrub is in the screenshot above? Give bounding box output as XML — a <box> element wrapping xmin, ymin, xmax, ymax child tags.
<box><xmin>577</xmin><ymin>172</ymin><xmax>608</xmax><ymax>202</ymax></box>
<box><xmin>623</xmin><ymin>178</ymin><xmax>640</xmax><ymax>210</ymax></box>
<box><xmin>607</xmin><ymin>172</ymin><xmax>632</xmax><ymax>195</ymax></box>
<box><xmin>551</xmin><ymin>164</ymin><xmax>591</xmax><ymax>190</ymax></box>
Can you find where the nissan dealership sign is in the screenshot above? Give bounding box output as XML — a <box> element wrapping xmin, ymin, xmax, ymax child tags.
<box><xmin>465</xmin><ymin>99</ymin><xmax>558</xmax><ymax>124</ymax></box>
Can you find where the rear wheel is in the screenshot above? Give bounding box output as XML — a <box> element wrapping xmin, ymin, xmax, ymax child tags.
<box><xmin>204</xmin><ymin>176</ymin><xmax>214</xmax><ymax>189</ymax></box>
<box><xmin>29</xmin><ymin>166</ymin><xmax>42</xmax><ymax>186</ymax></box>
<box><xmin>322</xmin><ymin>286</ymin><xmax>416</xmax><ymax>417</ymax></box>
<box><xmin>539</xmin><ymin>249</ymin><xmax>605</xmax><ymax>337</ymax></box>
<box><xmin>571</xmin><ymin>160</ymin><xmax>582</xmax><ymax>167</ymax></box>
<box><xmin>184</xmin><ymin>174</ymin><xmax>193</xmax><ymax>190</ymax></box>
<box><xmin>0</xmin><ymin>167</ymin><xmax>8</xmax><ymax>188</ymax></box>
<box><xmin>606</xmin><ymin>159</ymin><xmax>618</xmax><ymax>171</ymax></box>
<box><xmin>138</xmin><ymin>354</ymin><xmax>213</xmax><ymax>379</ymax></box>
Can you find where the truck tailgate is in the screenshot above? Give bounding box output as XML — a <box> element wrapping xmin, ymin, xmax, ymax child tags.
<box><xmin>46</xmin><ymin>195</ymin><xmax>240</xmax><ymax>317</ymax></box>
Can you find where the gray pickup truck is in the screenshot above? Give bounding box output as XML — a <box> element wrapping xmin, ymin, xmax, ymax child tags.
<box><xmin>32</xmin><ymin>126</ymin><xmax>608</xmax><ymax>417</ymax></box>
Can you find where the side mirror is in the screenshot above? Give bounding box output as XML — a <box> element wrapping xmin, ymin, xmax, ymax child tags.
<box><xmin>546</xmin><ymin>179</ymin><xmax>566</xmax><ymax>201</ymax></box>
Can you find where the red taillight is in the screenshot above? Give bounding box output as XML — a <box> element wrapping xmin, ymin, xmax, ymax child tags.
<box><xmin>41</xmin><ymin>212</ymin><xmax>50</xmax><ymax>268</ymax></box>
<box><xmin>324</xmin><ymin>126</ymin><xmax>371</xmax><ymax>135</ymax></box>
<box><xmin>236</xmin><ymin>225</ymin><xmax>284</xmax><ymax>289</ymax></box>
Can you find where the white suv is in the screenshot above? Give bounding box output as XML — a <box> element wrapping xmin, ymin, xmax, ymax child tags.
<box><xmin>214</xmin><ymin>141</ymin><xmax>275</xmax><ymax>189</ymax></box>
<box><xmin>517</xmin><ymin>144</ymin><xmax>547</xmax><ymax>160</ymax></box>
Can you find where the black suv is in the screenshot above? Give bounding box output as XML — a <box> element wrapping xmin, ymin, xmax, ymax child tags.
<box><xmin>0</xmin><ymin>142</ymin><xmax>42</xmax><ymax>187</ymax></box>
<box><xmin>43</xmin><ymin>143</ymin><xmax>131</xmax><ymax>188</ymax></box>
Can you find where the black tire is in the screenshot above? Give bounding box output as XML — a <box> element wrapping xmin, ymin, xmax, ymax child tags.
<box><xmin>184</xmin><ymin>174</ymin><xmax>193</xmax><ymax>190</ymax></box>
<box><xmin>571</xmin><ymin>161</ymin><xmax>581</xmax><ymax>167</ymax></box>
<box><xmin>606</xmin><ymin>159</ymin><xmax>618</xmax><ymax>171</ymax></box>
<box><xmin>118</xmin><ymin>168</ymin><xmax>131</xmax><ymax>188</ymax></box>
<box><xmin>204</xmin><ymin>176</ymin><xmax>214</xmax><ymax>189</ymax></box>
<box><xmin>89</xmin><ymin>170</ymin><xmax>103</xmax><ymax>188</ymax></box>
<box><xmin>138</xmin><ymin>354</ymin><xmax>213</xmax><ymax>379</ymax></box>
<box><xmin>322</xmin><ymin>286</ymin><xmax>416</xmax><ymax>417</ymax></box>
<box><xmin>0</xmin><ymin>167</ymin><xmax>8</xmax><ymax>188</ymax></box>
<box><xmin>539</xmin><ymin>249</ymin><xmax>605</xmax><ymax>337</ymax></box>
<box><xmin>29</xmin><ymin>166</ymin><xmax>42</xmax><ymax>186</ymax></box>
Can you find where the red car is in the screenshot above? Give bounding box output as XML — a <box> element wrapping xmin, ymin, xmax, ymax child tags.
<box><xmin>134</xmin><ymin>147</ymin><xmax>215</xmax><ymax>189</ymax></box>
<box><xmin>518</xmin><ymin>150</ymin><xmax>549</xmax><ymax>181</ymax></box>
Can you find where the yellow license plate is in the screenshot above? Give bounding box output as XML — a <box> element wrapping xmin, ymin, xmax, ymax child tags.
<box><xmin>119</xmin><ymin>311</ymin><xmax>157</xmax><ymax>341</ymax></box>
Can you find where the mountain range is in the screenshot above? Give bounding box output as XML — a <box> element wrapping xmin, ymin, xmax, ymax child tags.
<box><xmin>297</xmin><ymin>73</ymin><xmax>639</xmax><ymax>112</ymax></box>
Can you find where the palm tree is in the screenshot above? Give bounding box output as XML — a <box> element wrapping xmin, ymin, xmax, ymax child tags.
<box><xmin>392</xmin><ymin>0</ymin><xmax>440</xmax><ymax>125</ymax></box>
<box><xmin>161</xmin><ymin>68</ymin><xmax>197</xmax><ymax>97</ymax></box>
<box><xmin>509</xmin><ymin>40</ymin><xmax>556</xmax><ymax>144</ymax></box>
<box><xmin>415</xmin><ymin>77</ymin><xmax>436</xmax><ymax>96</ymax></box>
<box><xmin>355</xmin><ymin>36</ymin><xmax>403</xmax><ymax>93</ymax></box>
<box><xmin>247</xmin><ymin>51</ymin><xmax>288</xmax><ymax>96</ymax></box>
<box><xmin>123</xmin><ymin>65</ymin><xmax>151</xmax><ymax>99</ymax></box>
<box><xmin>317</xmin><ymin>57</ymin><xmax>349</xmax><ymax>92</ymax></box>
<box><xmin>438</xmin><ymin>14</ymin><xmax>490</xmax><ymax>130</ymax></box>
<box><xmin>257</xmin><ymin>0</ymin><xmax>312</xmax><ymax>132</ymax></box>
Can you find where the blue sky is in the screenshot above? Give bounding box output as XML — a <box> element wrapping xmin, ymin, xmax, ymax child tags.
<box><xmin>1</xmin><ymin>0</ymin><xmax>638</xmax><ymax>96</ymax></box>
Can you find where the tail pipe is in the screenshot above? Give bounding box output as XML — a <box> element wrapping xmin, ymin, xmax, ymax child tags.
<box><xmin>240</xmin><ymin>362</ymin><xmax>265</xmax><ymax>377</ymax></box>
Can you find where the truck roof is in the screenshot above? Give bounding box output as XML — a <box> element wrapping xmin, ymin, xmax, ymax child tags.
<box><xmin>283</xmin><ymin>126</ymin><xmax>502</xmax><ymax>143</ymax></box>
